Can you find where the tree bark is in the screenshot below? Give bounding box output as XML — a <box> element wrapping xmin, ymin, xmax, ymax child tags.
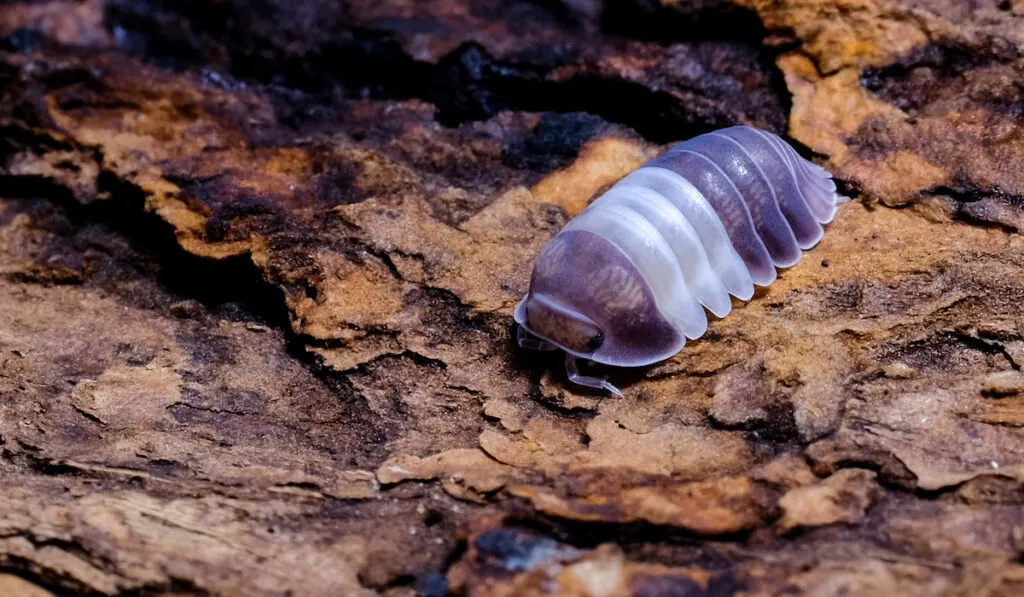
<box><xmin>2</xmin><ymin>1</ymin><xmax>1024</xmax><ymax>595</ymax></box>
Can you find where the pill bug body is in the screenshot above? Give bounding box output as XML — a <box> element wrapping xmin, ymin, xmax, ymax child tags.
<box><xmin>514</xmin><ymin>126</ymin><xmax>845</xmax><ymax>394</ymax></box>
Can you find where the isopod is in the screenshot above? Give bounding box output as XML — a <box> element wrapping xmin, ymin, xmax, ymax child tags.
<box><xmin>514</xmin><ymin>126</ymin><xmax>846</xmax><ymax>395</ymax></box>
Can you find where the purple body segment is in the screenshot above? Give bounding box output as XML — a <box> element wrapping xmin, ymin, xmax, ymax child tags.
<box><xmin>650</xmin><ymin>149</ymin><xmax>777</xmax><ymax>285</ymax></box>
<box><xmin>771</xmin><ymin>136</ymin><xmax>838</xmax><ymax>223</ymax></box>
<box><xmin>718</xmin><ymin>127</ymin><xmax>825</xmax><ymax>248</ymax></box>
<box><xmin>686</xmin><ymin>134</ymin><xmax>802</xmax><ymax>268</ymax></box>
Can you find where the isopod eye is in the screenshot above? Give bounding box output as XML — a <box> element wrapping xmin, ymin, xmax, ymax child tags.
<box><xmin>585</xmin><ymin>331</ymin><xmax>604</xmax><ymax>352</ymax></box>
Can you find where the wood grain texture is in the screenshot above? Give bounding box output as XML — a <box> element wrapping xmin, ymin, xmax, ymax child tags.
<box><xmin>1</xmin><ymin>1</ymin><xmax>1024</xmax><ymax>596</ymax></box>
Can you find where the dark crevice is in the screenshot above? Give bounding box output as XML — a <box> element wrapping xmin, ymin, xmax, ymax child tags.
<box><xmin>100</xmin><ymin>1</ymin><xmax>791</xmax><ymax>145</ymax></box>
<box><xmin>956</xmin><ymin>204</ymin><xmax>1023</xmax><ymax>233</ymax></box>
<box><xmin>600</xmin><ymin>0</ymin><xmax>769</xmax><ymax>44</ymax></box>
<box><xmin>874</xmin><ymin>329</ymin><xmax>1019</xmax><ymax>376</ymax></box>
<box><xmin>862</xmin><ymin>41</ymin><xmax>1021</xmax><ymax>112</ymax></box>
<box><xmin>920</xmin><ymin>174</ymin><xmax>1023</xmax><ymax>205</ymax></box>
<box><xmin>918</xmin><ymin>176</ymin><xmax>1024</xmax><ymax>232</ymax></box>
<box><xmin>168</xmin><ymin>402</ymin><xmax>251</xmax><ymax>417</ymax></box>
<box><xmin>424</xmin><ymin>43</ymin><xmax>761</xmax><ymax>142</ymax></box>
<box><xmin>479</xmin><ymin>514</ymin><xmax>770</xmax><ymax>563</ymax></box>
<box><xmin>333</xmin><ymin>350</ymin><xmax>451</xmax><ymax>376</ymax></box>
<box><xmin>464</xmin><ymin>521</ymin><xmax>749</xmax><ymax>594</ymax></box>
<box><xmin>811</xmin><ymin>452</ymin><xmax>918</xmax><ymax>492</ymax></box>
<box><xmin>360</xmin><ymin>245</ymin><xmax>405</xmax><ymax>281</ymax></box>
<box><xmin>0</xmin><ymin>166</ymin><xmax>396</xmax><ymax>439</ymax></box>
<box><xmin>114</xmin><ymin>578</ymin><xmax>213</xmax><ymax>597</ymax></box>
<box><xmin>413</xmin><ymin>572</ymin><xmax>451</xmax><ymax>597</ymax></box>
<box><xmin>1</xmin><ymin>169</ymin><xmax>291</xmax><ymax>331</ymax></box>
<box><xmin>0</xmin><ymin>529</ymin><xmax>133</xmax><ymax>596</ymax></box>
<box><xmin>10</xmin><ymin>449</ymin><xmax>134</xmax><ymax>482</ymax></box>
<box><xmin>811</xmin><ymin>451</ymin><xmax>984</xmax><ymax>501</ymax></box>
<box><xmin>708</xmin><ymin>402</ymin><xmax>803</xmax><ymax>446</ymax></box>
<box><xmin>299</xmin><ymin>327</ymin><xmax>402</xmax><ymax>352</ymax></box>
<box><xmin>0</xmin><ymin>134</ymin><xmax>486</xmax><ymax>457</ymax></box>
<box><xmin>524</xmin><ymin>391</ymin><xmax>600</xmax><ymax>419</ymax></box>
<box><xmin>0</xmin><ymin>559</ymin><xmax>105</xmax><ymax>597</ymax></box>
<box><xmin>832</xmin><ymin>176</ymin><xmax>864</xmax><ymax>204</ymax></box>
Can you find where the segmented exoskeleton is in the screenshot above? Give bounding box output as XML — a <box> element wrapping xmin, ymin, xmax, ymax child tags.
<box><xmin>515</xmin><ymin>126</ymin><xmax>846</xmax><ymax>395</ymax></box>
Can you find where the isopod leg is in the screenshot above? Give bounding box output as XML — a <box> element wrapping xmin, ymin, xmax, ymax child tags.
<box><xmin>564</xmin><ymin>354</ymin><xmax>623</xmax><ymax>397</ymax></box>
<box><xmin>517</xmin><ymin>326</ymin><xmax>558</xmax><ymax>351</ymax></box>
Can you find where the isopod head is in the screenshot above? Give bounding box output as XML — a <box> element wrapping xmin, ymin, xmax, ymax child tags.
<box><xmin>513</xmin><ymin>229</ymin><xmax>685</xmax><ymax>368</ymax></box>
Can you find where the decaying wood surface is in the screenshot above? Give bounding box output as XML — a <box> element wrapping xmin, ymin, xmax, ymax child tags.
<box><xmin>2</xmin><ymin>1</ymin><xmax>1024</xmax><ymax>595</ymax></box>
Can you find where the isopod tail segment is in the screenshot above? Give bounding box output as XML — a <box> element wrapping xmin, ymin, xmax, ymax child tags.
<box><xmin>514</xmin><ymin>125</ymin><xmax>846</xmax><ymax>396</ymax></box>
